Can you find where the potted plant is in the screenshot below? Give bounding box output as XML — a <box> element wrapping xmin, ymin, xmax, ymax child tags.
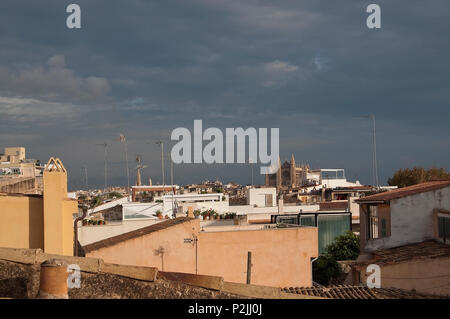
<box><xmin>82</xmin><ymin>219</ymin><xmax>88</xmax><ymax>226</ymax></box>
<box><xmin>155</xmin><ymin>210</ymin><xmax>163</xmax><ymax>219</ymax></box>
<box><xmin>193</xmin><ymin>210</ymin><xmax>201</xmax><ymax>219</ymax></box>
<box><xmin>201</xmin><ymin>211</ymin><xmax>208</xmax><ymax>220</ymax></box>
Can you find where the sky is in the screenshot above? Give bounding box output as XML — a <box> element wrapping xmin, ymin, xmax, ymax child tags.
<box><xmin>0</xmin><ymin>0</ymin><xmax>449</xmax><ymax>190</ymax></box>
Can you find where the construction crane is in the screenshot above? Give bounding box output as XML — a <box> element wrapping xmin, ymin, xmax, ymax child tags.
<box><xmin>135</xmin><ymin>154</ymin><xmax>147</xmax><ymax>186</ymax></box>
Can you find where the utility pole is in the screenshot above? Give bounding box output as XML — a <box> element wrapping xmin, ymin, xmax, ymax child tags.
<box><xmin>170</xmin><ymin>153</ymin><xmax>174</xmax><ymax>185</ymax></box>
<box><xmin>156</xmin><ymin>141</ymin><xmax>165</xmax><ymax>185</ymax></box>
<box><xmin>96</xmin><ymin>143</ymin><xmax>108</xmax><ymax>190</ymax></box>
<box><xmin>246</xmin><ymin>251</ymin><xmax>252</xmax><ymax>284</ymax></box>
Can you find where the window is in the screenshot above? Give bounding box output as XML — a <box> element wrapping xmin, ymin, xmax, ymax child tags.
<box><xmin>380</xmin><ymin>218</ymin><xmax>387</xmax><ymax>237</ymax></box>
<box><xmin>321</xmin><ymin>170</ymin><xmax>337</xmax><ymax>180</ymax></box>
<box><xmin>265</xmin><ymin>194</ymin><xmax>273</xmax><ymax>207</ymax></box>
<box><xmin>367</xmin><ymin>205</ymin><xmax>391</xmax><ymax>240</ymax></box>
<box><xmin>438</xmin><ymin>216</ymin><xmax>450</xmax><ymax>241</ymax></box>
<box><xmin>368</xmin><ymin>205</ymin><xmax>379</xmax><ymax>239</ymax></box>
<box><xmin>321</xmin><ymin>169</ymin><xmax>346</xmax><ymax>180</ymax></box>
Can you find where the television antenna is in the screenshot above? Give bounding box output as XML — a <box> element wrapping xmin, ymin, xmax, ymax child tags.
<box><xmin>95</xmin><ymin>143</ymin><xmax>109</xmax><ymax>190</ymax></box>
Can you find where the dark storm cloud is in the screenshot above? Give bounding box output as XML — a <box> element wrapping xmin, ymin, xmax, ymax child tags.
<box><xmin>0</xmin><ymin>0</ymin><xmax>449</xmax><ymax>189</ymax></box>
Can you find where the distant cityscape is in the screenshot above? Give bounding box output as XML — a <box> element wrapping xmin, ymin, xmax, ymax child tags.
<box><xmin>1</xmin><ymin>145</ymin><xmax>449</xmax><ymax>299</ymax></box>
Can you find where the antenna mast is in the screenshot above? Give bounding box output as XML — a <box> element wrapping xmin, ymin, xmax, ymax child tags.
<box><xmin>96</xmin><ymin>143</ymin><xmax>108</xmax><ymax>190</ymax></box>
<box><xmin>370</xmin><ymin>114</ymin><xmax>379</xmax><ymax>187</ymax></box>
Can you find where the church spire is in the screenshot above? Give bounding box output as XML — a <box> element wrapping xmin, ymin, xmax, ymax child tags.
<box><xmin>290</xmin><ymin>154</ymin><xmax>296</xmax><ymax>187</ymax></box>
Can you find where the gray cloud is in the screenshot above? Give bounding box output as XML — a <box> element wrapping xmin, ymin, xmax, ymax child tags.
<box><xmin>0</xmin><ymin>0</ymin><xmax>449</xmax><ymax>189</ymax></box>
<box><xmin>0</xmin><ymin>55</ymin><xmax>110</xmax><ymax>104</ymax></box>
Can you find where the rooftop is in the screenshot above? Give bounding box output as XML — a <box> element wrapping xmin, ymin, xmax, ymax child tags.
<box><xmin>355</xmin><ymin>240</ymin><xmax>450</xmax><ymax>268</ymax></box>
<box><xmin>83</xmin><ymin>217</ymin><xmax>193</xmax><ymax>253</ymax></box>
<box><xmin>283</xmin><ymin>285</ymin><xmax>448</xmax><ymax>299</ymax></box>
<box><xmin>355</xmin><ymin>180</ymin><xmax>450</xmax><ymax>203</ymax></box>
<box><xmin>132</xmin><ymin>185</ymin><xmax>179</xmax><ymax>190</ymax></box>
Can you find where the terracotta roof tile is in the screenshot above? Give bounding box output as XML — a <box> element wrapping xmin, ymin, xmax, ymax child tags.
<box><xmin>355</xmin><ymin>181</ymin><xmax>450</xmax><ymax>203</ymax></box>
<box><xmin>356</xmin><ymin>240</ymin><xmax>450</xmax><ymax>268</ymax></box>
<box><xmin>319</xmin><ymin>201</ymin><xmax>348</xmax><ymax>211</ymax></box>
<box><xmin>83</xmin><ymin>217</ymin><xmax>193</xmax><ymax>253</ymax></box>
<box><xmin>282</xmin><ymin>285</ymin><xmax>447</xmax><ymax>299</ymax></box>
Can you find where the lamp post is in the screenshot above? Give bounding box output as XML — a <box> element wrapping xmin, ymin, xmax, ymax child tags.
<box><xmin>82</xmin><ymin>166</ymin><xmax>88</xmax><ymax>191</ymax></box>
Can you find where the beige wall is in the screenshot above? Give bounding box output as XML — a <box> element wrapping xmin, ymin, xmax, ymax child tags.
<box><xmin>43</xmin><ymin>169</ymin><xmax>77</xmax><ymax>256</ymax></box>
<box><xmin>358</xmin><ymin>257</ymin><xmax>450</xmax><ymax>295</ymax></box>
<box><xmin>86</xmin><ymin>219</ymin><xmax>318</xmax><ymax>288</ymax></box>
<box><xmin>0</xmin><ymin>158</ymin><xmax>76</xmax><ymax>256</ymax></box>
<box><xmin>0</xmin><ymin>195</ymin><xmax>43</xmax><ymax>249</ymax></box>
<box><xmin>197</xmin><ymin>227</ymin><xmax>317</xmax><ymax>287</ymax></box>
<box><xmin>4</xmin><ymin>147</ymin><xmax>26</xmax><ymax>163</ymax></box>
<box><xmin>86</xmin><ymin>219</ymin><xmax>200</xmax><ymax>273</ymax></box>
<box><xmin>77</xmin><ymin>219</ymin><xmax>162</xmax><ymax>246</ymax></box>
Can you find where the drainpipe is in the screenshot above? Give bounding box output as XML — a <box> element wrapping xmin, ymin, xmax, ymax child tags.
<box><xmin>74</xmin><ymin>205</ymin><xmax>88</xmax><ymax>256</ymax></box>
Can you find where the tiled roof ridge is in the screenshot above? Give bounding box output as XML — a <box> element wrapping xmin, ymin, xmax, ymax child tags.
<box><xmin>355</xmin><ymin>240</ymin><xmax>450</xmax><ymax>268</ymax></box>
<box><xmin>83</xmin><ymin>217</ymin><xmax>193</xmax><ymax>253</ymax></box>
<box><xmin>282</xmin><ymin>284</ymin><xmax>448</xmax><ymax>299</ymax></box>
<box><xmin>355</xmin><ymin>180</ymin><xmax>450</xmax><ymax>202</ymax></box>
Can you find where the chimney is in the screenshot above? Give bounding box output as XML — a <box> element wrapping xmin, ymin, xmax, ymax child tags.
<box><xmin>187</xmin><ymin>206</ymin><xmax>194</xmax><ymax>218</ymax></box>
<box><xmin>38</xmin><ymin>259</ymin><xmax>69</xmax><ymax>299</ymax></box>
<box><xmin>278</xmin><ymin>198</ymin><xmax>284</xmax><ymax>215</ymax></box>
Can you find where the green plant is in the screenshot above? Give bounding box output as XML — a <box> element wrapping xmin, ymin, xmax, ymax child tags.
<box><xmin>312</xmin><ymin>231</ymin><xmax>360</xmax><ymax>286</ymax></box>
<box><xmin>388</xmin><ymin>167</ymin><xmax>450</xmax><ymax>188</ymax></box>
<box><xmin>213</xmin><ymin>187</ymin><xmax>224</xmax><ymax>193</ymax></box>
<box><xmin>325</xmin><ymin>231</ymin><xmax>360</xmax><ymax>261</ymax></box>
<box><xmin>312</xmin><ymin>255</ymin><xmax>341</xmax><ymax>286</ymax></box>
<box><xmin>108</xmin><ymin>192</ymin><xmax>123</xmax><ymax>199</ymax></box>
<box><xmin>90</xmin><ymin>196</ymin><xmax>103</xmax><ymax>208</ymax></box>
<box><xmin>154</xmin><ymin>210</ymin><xmax>162</xmax><ymax>217</ymax></box>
